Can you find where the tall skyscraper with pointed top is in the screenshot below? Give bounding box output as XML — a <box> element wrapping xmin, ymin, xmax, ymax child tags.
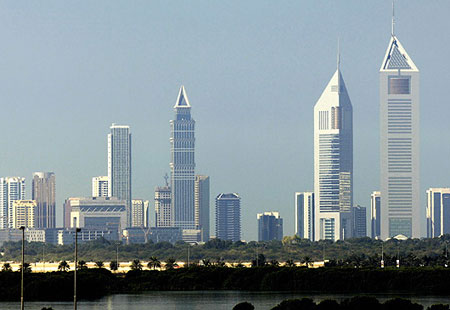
<box><xmin>380</xmin><ymin>11</ymin><xmax>420</xmax><ymax>239</ymax></box>
<box><xmin>314</xmin><ymin>56</ymin><xmax>353</xmax><ymax>241</ymax></box>
<box><xmin>170</xmin><ymin>86</ymin><xmax>196</xmax><ymax>233</ymax></box>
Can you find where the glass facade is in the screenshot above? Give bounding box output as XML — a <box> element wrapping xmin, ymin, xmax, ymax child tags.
<box><xmin>108</xmin><ymin>125</ymin><xmax>131</xmax><ymax>227</ymax></box>
<box><xmin>170</xmin><ymin>86</ymin><xmax>196</xmax><ymax>231</ymax></box>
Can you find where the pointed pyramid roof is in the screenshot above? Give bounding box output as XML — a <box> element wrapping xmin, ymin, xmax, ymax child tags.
<box><xmin>174</xmin><ymin>85</ymin><xmax>191</xmax><ymax>108</ymax></box>
<box><xmin>315</xmin><ymin>68</ymin><xmax>352</xmax><ymax>109</ymax></box>
<box><xmin>380</xmin><ymin>36</ymin><xmax>418</xmax><ymax>71</ymax></box>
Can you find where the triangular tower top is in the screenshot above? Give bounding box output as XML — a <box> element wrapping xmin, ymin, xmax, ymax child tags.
<box><xmin>174</xmin><ymin>85</ymin><xmax>191</xmax><ymax>108</ymax></box>
<box><xmin>380</xmin><ymin>36</ymin><xmax>418</xmax><ymax>72</ymax></box>
<box><xmin>315</xmin><ymin>69</ymin><xmax>351</xmax><ymax>109</ymax></box>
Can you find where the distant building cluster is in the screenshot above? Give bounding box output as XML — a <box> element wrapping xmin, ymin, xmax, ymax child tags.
<box><xmin>3</xmin><ymin>10</ymin><xmax>448</xmax><ymax>245</ymax></box>
<box><xmin>293</xmin><ymin>19</ymin><xmax>445</xmax><ymax>242</ymax></box>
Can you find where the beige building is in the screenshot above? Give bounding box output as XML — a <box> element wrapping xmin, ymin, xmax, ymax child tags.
<box><xmin>131</xmin><ymin>199</ymin><xmax>149</xmax><ymax>227</ymax></box>
<box><xmin>12</xmin><ymin>200</ymin><xmax>37</xmax><ymax>228</ymax></box>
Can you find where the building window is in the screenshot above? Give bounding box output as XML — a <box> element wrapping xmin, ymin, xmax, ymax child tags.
<box><xmin>388</xmin><ymin>77</ymin><xmax>410</xmax><ymax>95</ymax></box>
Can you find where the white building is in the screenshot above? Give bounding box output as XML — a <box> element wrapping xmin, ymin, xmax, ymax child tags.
<box><xmin>295</xmin><ymin>192</ymin><xmax>314</xmax><ymax>240</ymax></box>
<box><xmin>68</xmin><ymin>197</ymin><xmax>127</xmax><ymax>232</ymax></box>
<box><xmin>371</xmin><ymin>191</ymin><xmax>381</xmax><ymax>239</ymax></box>
<box><xmin>426</xmin><ymin>188</ymin><xmax>450</xmax><ymax>238</ymax></box>
<box><xmin>108</xmin><ymin>124</ymin><xmax>132</xmax><ymax>227</ymax></box>
<box><xmin>92</xmin><ymin>176</ymin><xmax>109</xmax><ymax>197</ymax></box>
<box><xmin>380</xmin><ymin>19</ymin><xmax>420</xmax><ymax>239</ymax></box>
<box><xmin>155</xmin><ymin>186</ymin><xmax>172</xmax><ymax>227</ymax></box>
<box><xmin>314</xmin><ymin>58</ymin><xmax>353</xmax><ymax>241</ymax></box>
<box><xmin>0</xmin><ymin>177</ymin><xmax>26</xmax><ymax>229</ymax></box>
<box><xmin>131</xmin><ymin>199</ymin><xmax>149</xmax><ymax>227</ymax></box>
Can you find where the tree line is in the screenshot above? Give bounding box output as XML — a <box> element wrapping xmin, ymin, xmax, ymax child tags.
<box><xmin>2</xmin><ymin>235</ymin><xmax>450</xmax><ymax>268</ymax></box>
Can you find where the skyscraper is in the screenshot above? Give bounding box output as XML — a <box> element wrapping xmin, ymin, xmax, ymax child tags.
<box><xmin>380</xmin><ymin>17</ymin><xmax>420</xmax><ymax>239</ymax></box>
<box><xmin>155</xmin><ymin>186</ymin><xmax>172</xmax><ymax>227</ymax></box>
<box><xmin>92</xmin><ymin>176</ymin><xmax>109</xmax><ymax>197</ymax></box>
<box><xmin>215</xmin><ymin>193</ymin><xmax>241</xmax><ymax>242</ymax></box>
<box><xmin>108</xmin><ymin>124</ymin><xmax>132</xmax><ymax>227</ymax></box>
<box><xmin>426</xmin><ymin>188</ymin><xmax>450</xmax><ymax>238</ymax></box>
<box><xmin>295</xmin><ymin>192</ymin><xmax>314</xmax><ymax>240</ymax></box>
<box><xmin>195</xmin><ymin>175</ymin><xmax>210</xmax><ymax>242</ymax></box>
<box><xmin>257</xmin><ymin>211</ymin><xmax>283</xmax><ymax>241</ymax></box>
<box><xmin>170</xmin><ymin>86</ymin><xmax>196</xmax><ymax>234</ymax></box>
<box><xmin>0</xmin><ymin>177</ymin><xmax>26</xmax><ymax>229</ymax></box>
<box><xmin>32</xmin><ymin>172</ymin><xmax>56</xmax><ymax>228</ymax></box>
<box><xmin>352</xmin><ymin>205</ymin><xmax>367</xmax><ymax>238</ymax></box>
<box><xmin>371</xmin><ymin>191</ymin><xmax>381</xmax><ymax>239</ymax></box>
<box><xmin>314</xmin><ymin>58</ymin><xmax>353</xmax><ymax>241</ymax></box>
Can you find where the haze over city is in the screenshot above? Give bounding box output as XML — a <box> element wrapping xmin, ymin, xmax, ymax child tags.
<box><xmin>0</xmin><ymin>1</ymin><xmax>449</xmax><ymax>241</ymax></box>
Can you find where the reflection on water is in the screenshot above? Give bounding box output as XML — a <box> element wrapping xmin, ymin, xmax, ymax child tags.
<box><xmin>1</xmin><ymin>291</ymin><xmax>450</xmax><ymax>310</ymax></box>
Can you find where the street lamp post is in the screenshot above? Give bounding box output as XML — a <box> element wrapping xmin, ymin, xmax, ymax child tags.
<box><xmin>74</xmin><ymin>228</ymin><xmax>81</xmax><ymax>310</ymax></box>
<box><xmin>20</xmin><ymin>226</ymin><xmax>25</xmax><ymax>310</ymax></box>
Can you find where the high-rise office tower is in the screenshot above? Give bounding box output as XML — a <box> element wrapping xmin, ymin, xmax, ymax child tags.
<box><xmin>131</xmin><ymin>199</ymin><xmax>149</xmax><ymax>227</ymax></box>
<box><xmin>380</xmin><ymin>14</ymin><xmax>420</xmax><ymax>239</ymax></box>
<box><xmin>0</xmin><ymin>177</ymin><xmax>26</xmax><ymax>229</ymax></box>
<box><xmin>352</xmin><ymin>205</ymin><xmax>367</xmax><ymax>238</ymax></box>
<box><xmin>257</xmin><ymin>211</ymin><xmax>283</xmax><ymax>241</ymax></box>
<box><xmin>215</xmin><ymin>193</ymin><xmax>241</xmax><ymax>242</ymax></box>
<box><xmin>170</xmin><ymin>86</ymin><xmax>196</xmax><ymax>233</ymax></box>
<box><xmin>92</xmin><ymin>176</ymin><xmax>109</xmax><ymax>197</ymax></box>
<box><xmin>314</xmin><ymin>56</ymin><xmax>353</xmax><ymax>241</ymax></box>
<box><xmin>426</xmin><ymin>188</ymin><xmax>450</xmax><ymax>238</ymax></box>
<box><xmin>32</xmin><ymin>172</ymin><xmax>56</xmax><ymax>228</ymax></box>
<box><xmin>295</xmin><ymin>192</ymin><xmax>314</xmax><ymax>240</ymax></box>
<box><xmin>12</xmin><ymin>200</ymin><xmax>37</xmax><ymax>229</ymax></box>
<box><xmin>108</xmin><ymin>124</ymin><xmax>132</xmax><ymax>227</ymax></box>
<box><xmin>371</xmin><ymin>191</ymin><xmax>381</xmax><ymax>239</ymax></box>
<box><xmin>195</xmin><ymin>175</ymin><xmax>210</xmax><ymax>242</ymax></box>
<box><xmin>155</xmin><ymin>186</ymin><xmax>172</xmax><ymax>227</ymax></box>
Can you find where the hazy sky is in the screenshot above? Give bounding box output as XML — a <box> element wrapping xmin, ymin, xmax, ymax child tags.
<box><xmin>0</xmin><ymin>1</ymin><xmax>449</xmax><ymax>241</ymax></box>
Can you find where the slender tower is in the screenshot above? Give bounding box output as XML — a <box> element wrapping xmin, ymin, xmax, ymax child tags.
<box><xmin>314</xmin><ymin>49</ymin><xmax>353</xmax><ymax>241</ymax></box>
<box><xmin>32</xmin><ymin>172</ymin><xmax>56</xmax><ymax>228</ymax></box>
<box><xmin>170</xmin><ymin>86</ymin><xmax>196</xmax><ymax>233</ymax></box>
<box><xmin>380</xmin><ymin>5</ymin><xmax>420</xmax><ymax>239</ymax></box>
<box><xmin>108</xmin><ymin>124</ymin><xmax>132</xmax><ymax>227</ymax></box>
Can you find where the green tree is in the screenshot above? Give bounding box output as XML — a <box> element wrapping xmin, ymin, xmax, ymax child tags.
<box><xmin>147</xmin><ymin>256</ymin><xmax>161</xmax><ymax>270</ymax></box>
<box><xmin>109</xmin><ymin>261</ymin><xmax>119</xmax><ymax>271</ymax></box>
<box><xmin>130</xmin><ymin>259</ymin><xmax>143</xmax><ymax>271</ymax></box>
<box><xmin>302</xmin><ymin>256</ymin><xmax>313</xmax><ymax>268</ymax></box>
<box><xmin>233</xmin><ymin>301</ymin><xmax>255</xmax><ymax>310</ymax></box>
<box><xmin>19</xmin><ymin>263</ymin><xmax>32</xmax><ymax>273</ymax></box>
<box><xmin>285</xmin><ymin>259</ymin><xmax>295</xmax><ymax>267</ymax></box>
<box><xmin>58</xmin><ymin>260</ymin><xmax>70</xmax><ymax>272</ymax></box>
<box><xmin>165</xmin><ymin>258</ymin><xmax>178</xmax><ymax>270</ymax></box>
<box><xmin>1</xmin><ymin>263</ymin><xmax>12</xmax><ymax>272</ymax></box>
<box><xmin>77</xmin><ymin>260</ymin><xmax>88</xmax><ymax>270</ymax></box>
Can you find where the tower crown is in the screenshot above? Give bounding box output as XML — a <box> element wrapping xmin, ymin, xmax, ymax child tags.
<box><xmin>380</xmin><ymin>36</ymin><xmax>418</xmax><ymax>72</ymax></box>
<box><xmin>174</xmin><ymin>85</ymin><xmax>191</xmax><ymax>108</ymax></box>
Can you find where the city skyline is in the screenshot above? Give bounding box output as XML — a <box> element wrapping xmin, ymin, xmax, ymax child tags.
<box><xmin>0</xmin><ymin>2</ymin><xmax>449</xmax><ymax>240</ymax></box>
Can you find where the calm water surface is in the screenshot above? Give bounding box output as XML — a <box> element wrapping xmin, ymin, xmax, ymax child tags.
<box><xmin>2</xmin><ymin>291</ymin><xmax>450</xmax><ymax>310</ymax></box>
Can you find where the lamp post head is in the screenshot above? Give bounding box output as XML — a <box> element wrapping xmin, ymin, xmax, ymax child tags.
<box><xmin>75</xmin><ymin>228</ymin><xmax>81</xmax><ymax>233</ymax></box>
<box><xmin>19</xmin><ymin>226</ymin><xmax>25</xmax><ymax>231</ymax></box>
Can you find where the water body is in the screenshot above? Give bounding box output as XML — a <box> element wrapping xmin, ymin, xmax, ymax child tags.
<box><xmin>2</xmin><ymin>291</ymin><xmax>450</xmax><ymax>310</ymax></box>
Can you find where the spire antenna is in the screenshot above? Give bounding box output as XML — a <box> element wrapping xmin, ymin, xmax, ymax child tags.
<box><xmin>391</xmin><ymin>0</ymin><xmax>395</xmax><ymax>37</ymax></box>
<box><xmin>337</xmin><ymin>37</ymin><xmax>340</xmax><ymax>71</ymax></box>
